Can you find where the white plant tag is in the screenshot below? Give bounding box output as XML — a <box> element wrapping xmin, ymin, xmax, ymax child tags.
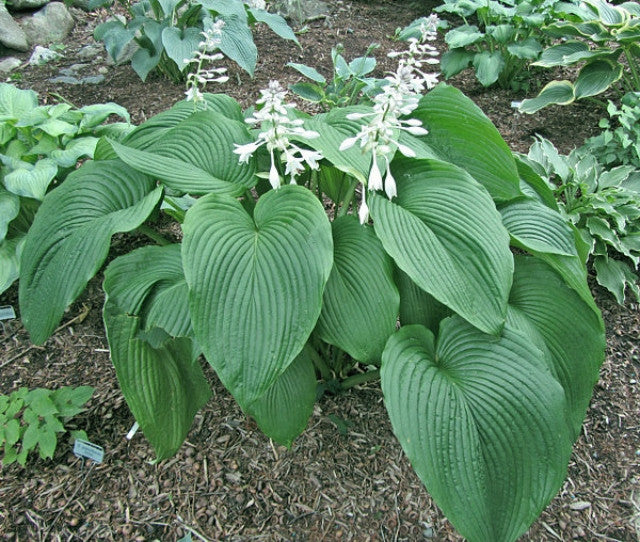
<box><xmin>0</xmin><ymin>305</ymin><xmax>16</xmax><ymax>320</ymax></box>
<box><xmin>73</xmin><ymin>439</ymin><xmax>104</xmax><ymax>463</ymax></box>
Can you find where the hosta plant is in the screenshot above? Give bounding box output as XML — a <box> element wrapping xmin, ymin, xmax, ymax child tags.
<box><xmin>519</xmin><ymin>0</ymin><xmax>640</xmax><ymax>112</ymax></box>
<box><xmin>519</xmin><ymin>136</ymin><xmax>640</xmax><ymax>303</ymax></box>
<box><xmin>582</xmin><ymin>91</ymin><xmax>640</xmax><ymax>169</ymax></box>
<box><xmin>16</xmin><ymin>28</ymin><xmax>605</xmax><ymax>541</ymax></box>
<box><xmin>0</xmin><ymin>83</ymin><xmax>131</xmax><ymax>294</ymax></box>
<box><xmin>1</xmin><ymin>386</ymin><xmax>93</xmax><ymax>466</ymax></box>
<box><xmin>432</xmin><ymin>0</ymin><xmax>554</xmax><ymax>89</ymax></box>
<box><xmin>93</xmin><ymin>0</ymin><xmax>298</xmax><ymax>82</ymax></box>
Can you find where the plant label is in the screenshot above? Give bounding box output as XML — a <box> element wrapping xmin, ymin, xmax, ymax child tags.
<box><xmin>0</xmin><ymin>305</ymin><xmax>16</xmax><ymax>320</ymax></box>
<box><xmin>73</xmin><ymin>439</ymin><xmax>104</xmax><ymax>463</ymax></box>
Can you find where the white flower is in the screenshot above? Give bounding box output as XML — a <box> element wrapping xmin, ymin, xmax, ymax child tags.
<box><xmin>185</xmin><ymin>20</ymin><xmax>228</xmax><ymax>103</ymax></box>
<box><xmin>383</xmin><ymin>157</ymin><xmax>397</xmax><ymax>199</ymax></box>
<box><xmin>368</xmin><ymin>155</ymin><xmax>383</xmax><ymax>192</ymax></box>
<box><xmin>232</xmin><ymin>80</ymin><xmax>325</xmax><ymax>187</ymax></box>
<box><xmin>358</xmin><ymin>188</ymin><xmax>369</xmax><ymax>224</ymax></box>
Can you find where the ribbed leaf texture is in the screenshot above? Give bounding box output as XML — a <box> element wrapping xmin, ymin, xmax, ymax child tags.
<box><xmin>111</xmin><ymin>110</ymin><xmax>256</xmax><ymax>195</ymax></box>
<box><xmin>315</xmin><ymin>216</ymin><xmax>399</xmax><ymax>364</ymax></box>
<box><xmin>104</xmin><ymin>310</ymin><xmax>210</xmax><ymax>461</ymax></box>
<box><xmin>19</xmin><ymin>160</ymin><xmax>162</xmax><ymax>344</ymax></box>
<box><xmin>369</xmin><ymin>158</ymin><xmax>513</xmax><ymax>335</ymax></box>
<box><xmin>182</xmin><ymin>185</ymin><xmax>333</xmax><ymax>409</ymax></box>
<box><xmin>413</xmin><ymin>84</ymin><xmax>522</xmax><ymax>201</ymax></box>
<box><xmin>508</xmin><ymin>255</ymin><xmax>605</xmax><ymax>437</ymax></box>
<box><xmin>381</xmin><ymin>319</ymin><xmax>574</xmax><ymax>542</ymax></box>
<box><xmin>102</xmin><ymin>244</ymin><xmax>192</xmax><ymax>339</ymax></box>
<box><xmin>245</xmin><ymin>349</ymin><xmax>317</xmax><ymax>448</ymax></box>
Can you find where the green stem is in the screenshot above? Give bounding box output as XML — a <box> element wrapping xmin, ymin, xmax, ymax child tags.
<box><xmin>304</xmin><ymin>344</ymin><xmax>333</xmax><ymax>381</ymax></box>
<box><xmin>340</xmin><ymin>369</ymin><xmax>380</xmax><ymax>390</ymax></box>
<box><xmin>163</xmin><ymin>196</ymin><xmax>186</xmax><ymax>222</ymax></box>
<box><xmin>623</xmin><ymin>48</ymin><xmax>640</xmax><ymax>92</ymax></box>
<box><xmin>136</xmin><ymin>224</ymin><xmax>171</xmax><ymax>246</ymax></box>
<box><xmin>336</xmin><ymin>180</ymin><xmax>357</xmax><ymax>218</ymax></box>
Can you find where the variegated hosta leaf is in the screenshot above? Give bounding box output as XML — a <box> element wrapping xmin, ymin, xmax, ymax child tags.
<box><xmin>381</xmin><ymin>319</ymin><xmax>574</xmax><ymax>542</ymax></box>
<box><xmin>508</xmin><ymin>256</ymin><xmax>604</xmax><ymax>437</ymax></box>
<box><xmin>369</xmin><ymin>158</ymin><xmax>513</xmax><ymax>335</ymax></box>
<box><xmin>413</xmin><ymin>84</ymin><xmax>522</xmax><ymax>201</ymax></box>
<box><xmin>182</xmin><ymin>185</ymin><xmax>333</xmax><ymax>409</ymax></box>
<box><xmin>19</xmin><ymin>160</ymin><xmax>162</xmax><ymax>344</ymax></box>
<box><xmin>110</xmin><ymin>110</ymin><xmax>256</xmax><ymax>195</ymax></box>
<box><xmin>245</xmin><ymin>348</ymin><xmax>317</xmax><ymax>448</ymax></box>
<box><xmin>104</xmin><ymin>310</ymin><xmax>210</xmax><ymax>461</ymax></box>
<box><xmin>315</xmin><ymin>216</ymin><xmax>399</xmax><ymax>364</ymax></box>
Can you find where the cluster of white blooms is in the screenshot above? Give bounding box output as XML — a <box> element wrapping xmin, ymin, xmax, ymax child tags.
<box><xmin>341</xmin><ymin>14</ymin><xmax>442</xmax><ymax>223</ymax></box>
<box><xmin>233</xmin><ymin>81</ymin><xmax>324</xmax><ymax>189</ymax></box>
<box><xmin>184</xmin><ymin>20</ymin><xmax>229</xmax><ymax>103</ymax></box>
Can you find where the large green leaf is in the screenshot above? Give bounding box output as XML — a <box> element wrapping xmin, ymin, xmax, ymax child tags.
<box><xmin>473</xmin><ymin>50</ymin><xmax>505</xmax><ymax>87</ymax></box>
<box><xmin>519</xmin><ymin>80</ymin><xmax>575</xmax><ymax>113</ymax></box>
<box><xmin>110</xmin><ymin>110</ymin><xmax>256</xmax><ymax>195</ymax></box>
<box><xmin>218</xmin><ymin>15</ymin><xmax>257</xmax><ymax>76</ymax></box>
<box><xmin>440</xmin><ymin>48</ymin><xmax>474</xmax><ymax>78</ymax></box>
<box><xmin>508</xmin><ymin>255</ymin><xmax>604</xmax><ymax>437</ymax></box>
<box><xmin>369</xmin><ymin>158</ymin><xmax>513</xmax><ymax>335</ymax></box>
<box><xmin>161</xmin><ymin>26</ymin><xmax>202</xmax><ymax>70</ymax></box>
<box><xmin>249</xmin><ymin>8</ymin><xmax>298</xmax><ymax>45</ymax></box>
<box><xmin>3</xmin><ymin>159</ymin><xmax>58</xmax><ymax>201</ymax></box>
<box><xmin>413</xmin><ymin>84</ymin><xmax>522</xmax><ymax>201</ymax></box>
<box><xmin>499</xmin><ymin>197</ymin><xmax>576</xmax><ymax>256</ymax></box>
<box><xmin>104</xmin><ymin>310</ymin><xmax>210</xmax><ymax>461</ymax></box>
<box><xmin>0</xmin><ymin>187</ymin><xmax>20</xmax><ymax>241</ymax></box>
<box><xmin>533</xmin><ymin>41</ymin><xmax>593</xmax><ymax>67</ymax></box>
<box><xmin>245</xmin><ymin>348</ymin><xmax>316</xmax><ymax>448</ymax></box>
<box><xmin>19</xmin><ymin>160</ymin><xmax>162</xmax><ymax>344</ymax></box>
<box><xmin>574</xmin><ymin>59</ymin><xmax>623</xmax><ymax>98</ymax></box>
<box><xmin>131</xmin><ymin>21</ymin><xmax>165</xmax><ymax>82</ymax></box>
<box><xmin>381</xmin><ymin>319</ymin><xmax>573</xmax><ymax>542</ymax></box>
<box><xmin>0</xmin><ymin>83</ymin><xmax>38</xmax><ymax>122</ymax></box>
<box><xmin>103</xmin><ymin>244</ymin><xmax>192</xmax><ymax>339</ymax></box>
<box><xmin>182</xmin><ymin>185</ymin><xmax>333</xmax><ymax>409</ymax></box>
<box><xmin>315</xmin><ymin>216</ymin><xmax>399</xmax><ymax>364</ymax></box>
<box><xmin>445</xmin><ymin>25</ymin><xmax>484</xmax><ymax>48</ymax></box>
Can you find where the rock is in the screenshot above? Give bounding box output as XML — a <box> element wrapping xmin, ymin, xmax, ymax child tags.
<box><xmin>77</xmin><ymin>44</ymin><xmax>102</xmax><ymax>61</ymax></box>
<box><xmin>49</xmin><ymin>75</ymin><xmax>81</xmax><ymax>85</ymax></box>
<box><xmin>81</xmin><ymin>75</ymin><xmax>105</xmax><ymax>84</ymax></box>
<box><xmin>29</xmin><ymin>46</ymin><xmax>62</xmax><ymax>66</ymax></box>
<box><xmin>0</xmin><ymin>57</ymin><xmax>22</xmax><ymax>73</ymax></box>
<box><xmin>0</xmin><ymin>4</ymin><xmax>29</xmax><ymax>52</ymax></box>
<box><xmin>6</xmin><ymin>0</ymin><xmax>48</xmax><ymax>10</ymax></box>
<box><xmin>20</xmin><ymin>2</ymin><xmax>75</xmax><ymax>46</ymax></box>
<box><xmin>272</xmin><ymin>0</ymin><xmax>330</xmax><ymax>24</ymax></box>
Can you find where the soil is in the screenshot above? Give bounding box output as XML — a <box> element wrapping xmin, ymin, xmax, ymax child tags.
<box><xmin>1</xmin><ymin>0</ymin><xmax>639</xmax><ymax>541</ymax></box>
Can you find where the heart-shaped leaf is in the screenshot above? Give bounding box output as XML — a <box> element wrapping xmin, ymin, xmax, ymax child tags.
<box><xmin>3</xmin><ymin>159</ymin><xmax>58</xmax><ymax>201</ymax></box>
<box><xmin>519</xmin><ymin>80</ymin><xmax>575</xmax><ymax>114</ymax></box>
<box><xmin>162</xmin><ymin>27</ymin><xmax>203</xmax><ymax>70</ymax></box>
<box><xmin>369</xmin><ymin>158</ymin><xmax>513</xmax><ymax>335</ymax></box>
<box><xmin>182</xmin><ymin>185</ymin><xmax>333</xmax><ymax>409</ymax></box>
<box><xmin>315</xmin><ymin>216</ymin><xmax>399</xmax><ymax>364</ymax></box>
<box><xmin>381</xmin><ymin>319</ymin><xmax>573</xmax><ymax>542</ymax></box>
<box><xmin>413</xmin><ymin>84</ymin><xmax>521</xmax><ymax>201</ymax></box>
<box><xmin>19</xmin><ymin>160</ymin><xmax>162</xmax><ymax>344</ymax></box>
<box><xmin>473</xmin><ymin>50</ymin><xmax>505</xmax><ymax>86</ymax></box>
<box><xmin>574</xmin><ymin>59</ymin><xmax>623</xmax><ymax>98</ymax></box>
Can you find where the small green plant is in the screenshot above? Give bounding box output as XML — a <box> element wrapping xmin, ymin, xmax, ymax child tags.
<box><xmin>432</xmin><ymin>0</ymin><xmax>554</xmax><ymax>89</ymax></box>
<box><xmin>519</xmin><ymin>0</ymin><xmax>640</xmax><ymax>112</ymax></box>
<box><xmin>287</xmin><ymin>43</ymin><xmax>382</xmax><ymax>109</ymax></box>
<box><xmin>0</xmin><ymin>83</ymin><xmax>132</xmax><ymax>294</ymax></box>
<box><xmin>92</xmin><ymin>0</ymin><xmax>298</xmax><ymax>82</ymax></box>
<box><xmin>519</xmin><ymin>136</ymin><xmax>640</xmax><ymax>302</ymax></box>
<box><xmin>583</xmin><ymin>91</ymin><xmax>640</xmax><ymax>169</ymax></box>
<box><xmin>0</xmin><ymin>386</ymin><xmax>94</xmax><ymax>466</ymax></box>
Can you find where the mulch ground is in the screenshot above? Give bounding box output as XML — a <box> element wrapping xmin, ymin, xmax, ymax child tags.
<box><xmin>1</xmin><ymin>0</ymin><xmax>639</xmax><ymax>540</ymax></box>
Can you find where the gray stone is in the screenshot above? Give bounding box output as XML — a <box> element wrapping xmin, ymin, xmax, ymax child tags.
<box><xmin>77</xmin><ymin>44</ymin><xmax>102</xmax><ymax>61</ymax></box>
<box><xmin>20</xmin><ymin>2</ymin><xmax>75</xmax><ymax>46</ymax></box>
<box><xmin>6</xmin><ymin>0</ymin><xmax>48</xmax><ymax>9</ymax></box>
<box><xmin>29</xmin><ymin>46</ymin><xmax>62</xmax><ymax>66</ymax></box>
<box><xmin>0</xmin><ymin>57</ymin><xmax>22</xmax><ymax>73</ymax></box>
<box><xmin>0</xmin><ymin>4</ymin><xmax>29</xmax><ymax>52</ymax></box>
<box><xmin>49</xmin><ymin>75</ymin><xmax>81</xmax><ymax>85</ymax></box>
<box><xmin>272</xmin><ymin>0</ymin><xmax>330</xmax><ymax>24</ymax></box>
<box><xmin>80</xmin><ymin>75</ymin><xmax>105</xmax><ymax>84</ymax></box>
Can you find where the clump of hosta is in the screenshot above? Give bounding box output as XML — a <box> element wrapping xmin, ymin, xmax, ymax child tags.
<box><xmin>184</xmin><ymin>20</ymin><xmax>229</xmax><ymax>103</ymax></box>
<box><xmin>233</xmin><ymin>80</ymin><xmax>323</xmax><ymax>188</ymax></box>
<box><xmin>340</xmin><ymin>15</ymin><xmax>441</xmax><ymax>222</ymax></box>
